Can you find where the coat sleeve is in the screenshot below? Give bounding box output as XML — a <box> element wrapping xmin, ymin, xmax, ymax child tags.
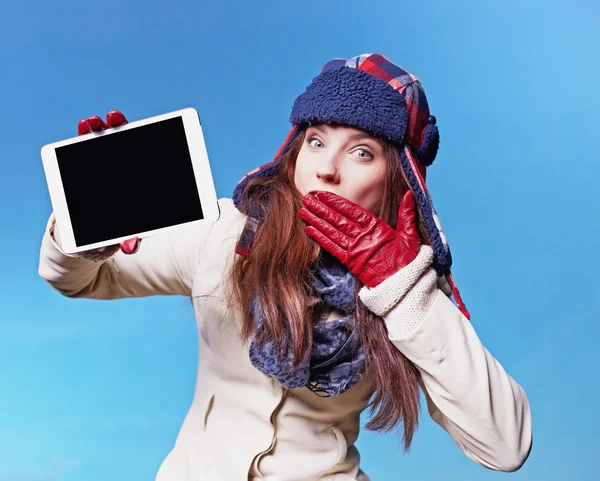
<box><xmin>38</xmin><ymin>198</ymin><xmax>232</xmax><ymax>299</ymax></box>
<box><xmin>358</xmin><ymin>245</ymin><xmax>533</xmax><ymax>472</ymax></box>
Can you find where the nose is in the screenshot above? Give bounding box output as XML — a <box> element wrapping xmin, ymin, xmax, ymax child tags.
<box><xmin>316</xmin><ymin>152</ymin><xmax>340</xmax><ymax>185</ymax></box>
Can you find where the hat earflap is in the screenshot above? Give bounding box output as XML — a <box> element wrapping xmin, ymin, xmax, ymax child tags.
<box><xmin>416</xmin><ymin>117</ymin><xmax>439</xmax><ymax>167</ymax></box>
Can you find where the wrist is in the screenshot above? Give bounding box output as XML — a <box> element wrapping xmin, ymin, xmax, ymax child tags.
<box><xmin>358</xmin><ymin>244</ymin><xmax>434</xmax><ymax>317</ymax></box>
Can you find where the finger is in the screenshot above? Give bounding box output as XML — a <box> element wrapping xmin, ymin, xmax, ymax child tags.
<box><xmin>78</xmin><ymin>119</ymin><xmax>91</xmax><ymax>135</ymax></box>
<box><xmin>106</xmin><ymin>110</ymin><xmax>128</xmax><ymax>127</ymax></box>
<box><xmin>87</xmin><ymin>115</ymin><xmax>109</xmax><ymax>132</ymax></box>
<box><xmin>312</xmin><ymin>191</ymin><xmax>373</xmax><ymax>228</ymax></box>
<box><xmin>397</xmin><ymin>190</ymin><xmax>417</xmax><ymax>238</ymax></box>
<box><xmin>305</xmin><ymin>226</ymin><xmax>346</xmax><ymax>262</ymax></box>
<box><xmin>298</xmin><ymin>207</ymin><xmax>350</xmax><ymax>249</ymax></box>
<box><xmin>302</xmin><ymin>193</ymin><xmax>361</xmax><ymax>238</ymax></box>
<box><xmin>119</xmin><ymin>237</ymin><xmax>141</xmax><ymax>255</ymax></box>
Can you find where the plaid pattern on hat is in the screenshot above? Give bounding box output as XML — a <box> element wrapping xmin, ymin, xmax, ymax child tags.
<box><xmin>232</xmin><ymin>53</ymin><xmax>469</xmax><ymax>319</ymax></box>
<box><xmin>343</xmin><ymin>54</ymin><xmax>431</xmax><ymax>150</ymax></box>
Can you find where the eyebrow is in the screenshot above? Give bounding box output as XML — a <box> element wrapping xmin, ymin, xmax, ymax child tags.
<box><xmin>311</xmin><ymin>124</ymin><xmax>381</xmax><ymax>144</ymax></box>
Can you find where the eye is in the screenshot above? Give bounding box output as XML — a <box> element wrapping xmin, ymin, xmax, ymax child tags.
<box><xmin>352</xmin><ymin>148</ymin><xmax>374</xmax><ymax>160</ymax></box>
<box><xmin>307</xmin><ymin>136</ymin><xmax>324</xmax><ymax>149</ymax></box>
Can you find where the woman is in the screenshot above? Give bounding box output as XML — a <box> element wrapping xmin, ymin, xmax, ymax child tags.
<box><xmin>38</xmin><ymin>53</ymin><xmax>532</xmax><ymax>480</ymax></box>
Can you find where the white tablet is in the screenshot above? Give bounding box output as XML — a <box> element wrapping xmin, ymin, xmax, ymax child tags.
<box><xmin>41</xmin><ymin>107</ymin><xmax>220</xmax><ymax>254</ymax></box>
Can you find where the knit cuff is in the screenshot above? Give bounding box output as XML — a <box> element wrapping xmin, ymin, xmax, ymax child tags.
<box><xmin>358</xmin><ymin>244</ymin><xmax>439</xmax><ymax>340</ymax></box>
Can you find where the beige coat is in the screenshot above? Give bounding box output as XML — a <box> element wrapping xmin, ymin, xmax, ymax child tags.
<box><xmin>38</xmin><ymin>197</ymin><xmax>532</xmax><ymax>480</ymax></box>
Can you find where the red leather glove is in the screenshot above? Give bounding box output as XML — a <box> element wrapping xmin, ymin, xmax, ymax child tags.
<box><xmin>78</xmin><ymin>110</ymin><xmax>140</xmax><ymax>255</ymax></box>
<box><xmin>299</xmin><ymin>190</ymin><xmax>421</xmax><ymax>289</ymax></box>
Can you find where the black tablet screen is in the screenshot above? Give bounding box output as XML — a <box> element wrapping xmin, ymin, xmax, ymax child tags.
<box><xmin>55</xmin><ymin>116</ymin><xmax>204</xmax><ymax>247</ymax></box>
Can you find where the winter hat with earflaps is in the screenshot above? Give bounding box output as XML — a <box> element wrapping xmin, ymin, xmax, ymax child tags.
<box><xmin>233</xmin><ymin>53</ymin><xmax>469</xmax><ymax>319</ymax></box>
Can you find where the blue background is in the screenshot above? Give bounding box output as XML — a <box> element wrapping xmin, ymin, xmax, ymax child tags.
<box><xmin>1</xmin><ymin>0</ymin><xmax>598</xmax><ymax>479</ymax></box>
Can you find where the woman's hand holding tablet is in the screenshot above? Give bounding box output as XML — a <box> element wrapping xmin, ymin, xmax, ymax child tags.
<box><xmin>54</xmin><ymin>110</ymin><xmax>140</xmax><ymax>258</ymax></box>
<box><xmin>41</xmin><ymin>107</ymin><xmax>220</xmax><ymax>256</ymax></box>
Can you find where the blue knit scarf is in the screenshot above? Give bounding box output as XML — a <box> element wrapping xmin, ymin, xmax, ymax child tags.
<box><xmin>248</xmin><ymin>249</ymin><xmax>366</xmax><ymax>397</ymax></box>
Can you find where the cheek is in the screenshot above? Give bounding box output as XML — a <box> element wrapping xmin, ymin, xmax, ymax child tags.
<box><xmin>293</xmin><ymin>150</ymin><xmax>311</xmax><ymax>194</ymax></box>
<box><xmin>293</xmin><ymin>169</ymin><xmax>303</xmax><ymax>194</ymax></box>
<box><xmin>346</xmin><ymin>167</ymin><xmax>387</xmax><ymax>211</ymax></box>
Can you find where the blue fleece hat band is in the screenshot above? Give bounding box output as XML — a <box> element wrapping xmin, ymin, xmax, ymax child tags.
<box><xmin>290</xmin><ymin>66</ymin><xmax>409</xmax><ymax>146</ymax></box>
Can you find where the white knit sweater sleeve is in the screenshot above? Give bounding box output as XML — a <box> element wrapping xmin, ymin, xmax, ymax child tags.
<box><xmin>358</xmin><ymin>244</ymin><xmax>438</xmax><ymax>338</ymax></box>
<box><xmin>358</xmin><ymin>245</ymin><xmax>532</xmax><ymax>472</ymax></box>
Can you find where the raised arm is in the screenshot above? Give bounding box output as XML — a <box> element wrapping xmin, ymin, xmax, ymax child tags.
<box><xmin>358</xmin><ymin>245</ymin><xmax>533</xmax><ymax>472</ymax></box>
<box><xmin>39</xmin><ymin>207</ymin><xmax>217</xmax><ymax>299</ymax></box>
<box><xmin>38</xmin><ymin>198</ymin><xmax>235</xmax><ymax>299</ymax></box>
<box><xmin>39</xmin><ymin>110</ymin><xmax>232</xmax><ymax>300</ymax></box>
<box><xmin>299</xmin><ymin>190</ymin><xmax>532</xmax><ymax>471</ymax></box>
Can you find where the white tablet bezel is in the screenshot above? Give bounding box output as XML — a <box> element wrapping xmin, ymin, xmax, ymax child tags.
<box><xmin>41</xmin><ymin>107</ymin><xmax>220</xmax><ymax>254</ymax></box>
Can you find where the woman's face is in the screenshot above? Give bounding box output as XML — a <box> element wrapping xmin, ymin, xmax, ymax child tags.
<box><xmin>293</xmin><ymin>123</ymin><xmax>388</xmax><ymax>213</ymax></box>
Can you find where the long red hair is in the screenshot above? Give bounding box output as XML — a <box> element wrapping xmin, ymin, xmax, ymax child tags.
<box><xmin>229</xmin><ymin>126</ymin><xmax>424</xmax><ymax>449</ymax></box>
